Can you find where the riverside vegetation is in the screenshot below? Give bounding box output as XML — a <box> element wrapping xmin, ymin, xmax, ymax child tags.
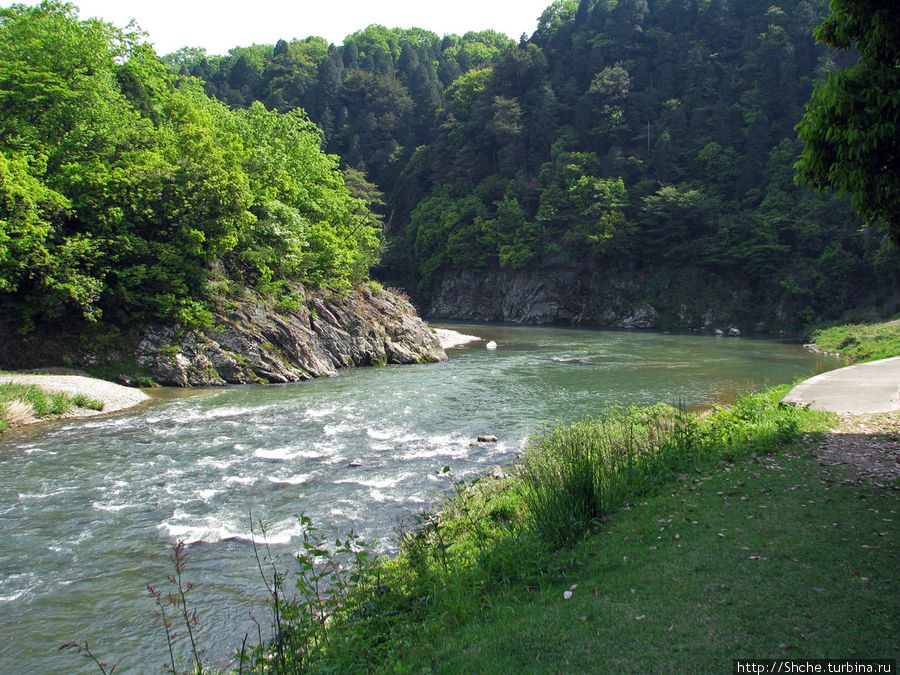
<box><xmin>63</xmin><ymin>385</ymin><xmax>898</xmax><ymax>673</ymax></box>
<box><xmin>810</xmin><ymin>320</ymin><xmax>900</xmax><ymax>364</ymax></box>
<box><xmin>0</xmin><ymin>381</ymin><xmax>103</xmax><ymax>431</ymax></box>
<box><xmin>0</xmin><ymin>2</ymin><xmax>383</xmax><ymax>369</ymax></box>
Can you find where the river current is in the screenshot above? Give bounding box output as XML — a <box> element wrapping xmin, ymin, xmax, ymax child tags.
<box><xmin>0</xmin><ymin>324</ymin><xmax>840</xmax><ymax>673</ymax></box>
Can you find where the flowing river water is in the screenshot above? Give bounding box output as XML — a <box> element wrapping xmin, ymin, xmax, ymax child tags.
<box><xmin>0</xmin><ymin>324</ymin><xmax>841</xmax><ymax>673</ymax></box>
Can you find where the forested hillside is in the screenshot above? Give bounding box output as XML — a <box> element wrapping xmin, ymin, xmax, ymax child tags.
<box><xmin>175</xmin><ymin>0</ymin><xmax>900</xmax><ymax>330</ymax></box>
<box><xmin>0</xmin><ymin>1</ymin><xmax>381</xmax><ymax>338</ymax></box>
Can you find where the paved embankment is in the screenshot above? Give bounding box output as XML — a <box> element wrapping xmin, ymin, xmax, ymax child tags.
<box><xmin>781</xmin><ymin>356</ymin><xmax>900</xmax><ymax>414</ymax></box>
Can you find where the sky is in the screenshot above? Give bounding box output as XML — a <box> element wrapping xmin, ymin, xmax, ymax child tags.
<box><xmin>12</xmin><ymin>0</ymin><xmax>556</xmax><ymax>55</ymax></box>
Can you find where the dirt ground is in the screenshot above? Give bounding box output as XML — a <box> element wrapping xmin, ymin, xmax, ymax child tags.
<box><xmin>813</xmin><ymin>412</ymin><xmax>900</xmax><ymax>489</ymax></box>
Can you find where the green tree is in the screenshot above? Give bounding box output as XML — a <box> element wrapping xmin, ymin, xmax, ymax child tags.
<box><xmin>796</xmin><ymin>0</ymin><xmax>900</xmax><ymax>239</ymax></box>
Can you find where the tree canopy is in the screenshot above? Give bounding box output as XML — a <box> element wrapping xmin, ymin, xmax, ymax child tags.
<box><xmin>795</xmin><ymin>0</ymin><xmax>900</xmax><ymax>240</ymax></box>
<box><xmin>149</xmin><ymin>0</ymin><xmax>900</xmax><ymax>326</ymax></box>
<box><xmin>5</xmin><ymin>0</ymin><xmax>899</xmax><ymax>336</ymax></box>
<box><xmin>0</xmin><ymin>1</ymin><xmax>381</xmax><ymax>333</ymax></box>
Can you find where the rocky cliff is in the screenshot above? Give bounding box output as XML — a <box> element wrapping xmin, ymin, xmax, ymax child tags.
<box><xmin>0</xmin><ymin>284</ymin><xmax>447</xmax><ymax>386</ymax></box>
<box><xmin>426</xmin><ymin>262</ymin><xmax>761</xmax><ymax>332</ymax></box>
<box><xmin>136</xmin><ymin>284</ymin><xmax>447</xmax><ymax>386</ymax></box>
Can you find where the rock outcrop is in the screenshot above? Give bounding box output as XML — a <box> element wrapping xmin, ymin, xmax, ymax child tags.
<box><xmin>0</xmin><ymin>284</ymin><xmax>446</xmax><ymax>387</ymax></box>
<box><xmin>136</xmin><ymin>284</ymin><xmax>447</xmax><ymax>386</ymax></box>
<box><xmin>426</xmin><ymin>261</ymin><xmax>751</xmax><ymax>332</ymax></box>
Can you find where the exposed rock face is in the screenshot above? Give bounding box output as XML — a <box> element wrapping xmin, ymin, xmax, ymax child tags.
<box><xmin>427</xmin><ymin>262</ymin><xmax>747</xmax><ymax>331</ymax></box>
<box><xmin>136</xmin><ymin>284</ymin><xmax>447</xmax><ymax>386</ymax></box>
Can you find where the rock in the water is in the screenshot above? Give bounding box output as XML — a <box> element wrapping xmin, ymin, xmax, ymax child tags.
<box><xmin>486</xmin><ymin>341</ymin><xmax>498</xmax><ymax>350</ymax></box>
<box><xmin>477</xmin><ymin>435</ymin><xmax>499</xmax><ymax>443</ymax></box>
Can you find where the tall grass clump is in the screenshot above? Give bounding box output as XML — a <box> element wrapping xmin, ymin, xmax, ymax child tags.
<box><xmin>520</xmin><ymin>403</ymin><xmax>694</xmax><ymax>548</ymax></box>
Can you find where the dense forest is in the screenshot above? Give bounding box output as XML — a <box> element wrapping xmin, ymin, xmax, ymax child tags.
<box><xmin>0</xmin><ymin>1</ymin><xmax>381</xmax><ymax>338</ymax></box>
<box><xmin>2</xmin><ymin>0</ymin><xmax>898</xmax><ymax>342</ymax></box>
<box><xmin>170</xmin><ymin>0</ymin><xmax>900</xmax><ymax>329</ymax></box>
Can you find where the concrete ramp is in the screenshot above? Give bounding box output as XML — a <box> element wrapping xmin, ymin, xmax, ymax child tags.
<box><xmin>781</xmin><ymin>355</ymin><xmax>900</xmax><ymax>414</ymax></box>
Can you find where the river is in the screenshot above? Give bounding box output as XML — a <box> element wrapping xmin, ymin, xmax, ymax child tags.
<box><xmin>0</xmin><ymin>324</ymin><xmax>840</xmax><ymax>673</ymax></box>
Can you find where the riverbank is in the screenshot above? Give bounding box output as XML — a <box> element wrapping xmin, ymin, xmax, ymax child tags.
<box><xmin>1</xmin><ymin>284</ymin><xmax>447</xmax><ymax>387</ymax></box>
<box><xmin>0</xmin><ymin>373</ymin><xmax>149</xmax><ymax>431</ymax></box>
<box><xmin>222</xmin><ymin>386</ymin><xmax>897</xmax><ymax>672</ymax></box>
<box><xmin>808</xmin><ymin>319</ymin><xmax>900</xmax><ymax>363</ymax></box>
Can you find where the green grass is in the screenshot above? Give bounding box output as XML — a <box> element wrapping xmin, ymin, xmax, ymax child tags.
<box><xmin>220</xmin><ymin>386</ymin><xmax>898</xmax><ymax>673</ymax></box>
<box><xmin>396</xmin><ymin>449</ymin><xmax>898</xmax><ymax>672</ymax></box>
<box><xmin>811</xmin><ymin>320</ymin><xmax>900</xmax><ymax>363</ymax></box>
<box><xmin>0</xmin><ymin>383</ymin><xmax>104</xmax><ymax>431</ymax></box>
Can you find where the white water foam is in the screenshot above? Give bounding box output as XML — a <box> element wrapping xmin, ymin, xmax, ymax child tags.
<box><xmin>434</xmin><ymin>328</ymin><xmax>482</xmax><ymax>349</ymax></box>
<box><xmin>222</xmin><ymin>475</ymin><xmax>256</xmax><ymax>486</ymax></box>
<box><xmin>253</xmin><ymin>446</ymin><xmax>322</xmax><ymax>461</ymax></box>
<box><xmin>91</xmin><ymin>501</ymin><xmax>140</xmax><ymax>513</ymax></box>
<box><xmin>0</xmin><ymin>572</ymin><xmax>39</xmax><ymax>603</ymax></box>
<box><xmin>335</xmin><ymin>474</ymin><xmax>407</xmax><ymax>490</ymax></box>
<box><xmin>324</xmin><ymin>421</ymin><xmax>356</xmax><ymax>436</ymax></box>
<box><xmin>159</xmin><ymin>514</ymin><xmax>302</xmax><ymax>545</ymax></box>
<box><xmin>197</xmin><ymin>456</ymin><xmax>241</xmax><ymax>470</ymax></box>
<box><xmin>267</xmin><ymin>473</ymin><xmax>310</xmax><ymax>486</ymax></box>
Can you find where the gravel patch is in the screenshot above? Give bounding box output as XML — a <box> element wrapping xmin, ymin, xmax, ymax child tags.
<box><xmin>0</xmin><ymin>374</ymin><xmax>150</xmax><ymax>418</ymax></box>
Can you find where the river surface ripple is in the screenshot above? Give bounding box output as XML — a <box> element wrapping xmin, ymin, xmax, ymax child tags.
<box><xmin>0</xmin><ymin>324</ymin><xmax>840</xmax><ymax>673</ymax></box>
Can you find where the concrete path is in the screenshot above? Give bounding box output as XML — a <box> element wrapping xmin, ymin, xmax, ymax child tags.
<box><xmin>781</xmin><ymin>356</ymin><xmax>900</xmax><ymax>414</ymax></box>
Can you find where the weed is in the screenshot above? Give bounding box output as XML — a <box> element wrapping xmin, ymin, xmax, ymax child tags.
<box><xmin>235</xmin><ymin>514</ymin><xmax>379</xmax><ymax>673</ymax></box>
<box><xmin>72</xmin><ymin>393</ymin><xmax>104</xmax><ymax>411</ymax></box>
<box><xmin>0</xmin><ymin>383</ymin><xmax>103</xmax><ymax>430</ymax></box>
<box><xmin>520</xmin><ymin>404</ymin><xmax>690</xmax><ymax>548</ymax></box>
<box><xmin>147</xmin><ymin>541</ymin><xmax>205</xmax><ymax>674</ymax></box>
<box><xmin>2</xmin><ymin>398</ymin><xmax>34</xmax><ymax>427</ymax></box>
<box><xmin>58</xmin><ymin>641</ymin><xmax>115</xmax><ymax>674</ymax></box>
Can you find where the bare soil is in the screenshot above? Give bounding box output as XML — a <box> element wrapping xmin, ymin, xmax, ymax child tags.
<box><xmin>813</xmin><ymin>412</ymin><xmax>900</xmax><ymax>489</ymax></box>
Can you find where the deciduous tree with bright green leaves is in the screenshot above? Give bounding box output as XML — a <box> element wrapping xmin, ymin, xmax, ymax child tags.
<box><xmin>796</xmin><ymin>0</ymin><xmax>900</xmax><ymax>240</ymax></box>
<box><xmin>0</xmin><ymin>1</ymin><xmax>382</xmax><ymax>335</ymax></box>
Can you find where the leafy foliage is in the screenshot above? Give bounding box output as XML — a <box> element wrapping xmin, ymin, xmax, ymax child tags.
<box><xmin>0</xmin><ymin>2</ymin><xmax>381</xmax><ymax>337</ymax></box>
<box><xmin>184</xmin><ymin>0</ymin><xmax>900</xmax><ymax>328</ymax></box>
<box><xmin>796</xmin><ymin>0</ymin><xmax>900</xmax><ymax>240</ymax></box>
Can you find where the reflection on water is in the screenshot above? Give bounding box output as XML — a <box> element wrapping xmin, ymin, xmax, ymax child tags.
<box><xmin>0</xmin><ymin>324</ymin><xmax>840</xmax><ymax>673</ymax></box>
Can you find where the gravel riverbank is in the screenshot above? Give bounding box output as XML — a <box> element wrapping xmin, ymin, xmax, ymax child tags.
<box><xmin>0</xmin><ymin>373</ymin><xmax>150</xmax><ymax>423</ymax></box>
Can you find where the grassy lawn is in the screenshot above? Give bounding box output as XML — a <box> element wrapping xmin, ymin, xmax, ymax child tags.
<box><xmin>396</xmin><ymin>449</ymin><xmax>897</xmax><ymax>672</ymax></box>
<box><xmin>811</xmin><ymin>321</ymin><xmax>900</xmax><ymax>363</ymax></box>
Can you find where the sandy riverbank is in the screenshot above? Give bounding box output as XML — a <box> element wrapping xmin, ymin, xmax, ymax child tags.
<box><xmin>0</xmin><ymin>373</ymin><xmax>150</xmax><ymax>426</ymax></box>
